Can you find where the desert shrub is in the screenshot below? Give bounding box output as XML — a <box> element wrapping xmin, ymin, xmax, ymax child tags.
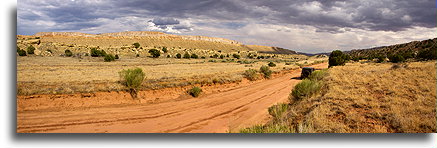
<box><xmin>291</xmin><ymin>79</ymin><xmax>322</xmax><ymax>101</ymax></box>
<box><xmin>268</xmin><ymin>62</ymin><xmax>276</xmax><ymax>67</ymax></box>
<box><xmin>183</xmin><ymin>52</ymin><xmax>190</xmax><ymax>59</ymax></box>
<box><xmin>268</xmin><ymin>103</ymin><xmax>289</xmax><ymax>119</ymax></box>
<box><xmin>285</xmin><ymin>62</ymin><xmax>292</xmax><ymax>65</ymax></box>
<box><xmin>136</xmin><ymin>54</ymin><xmax>140</xmax><ymax>57</ymax></box>
<box><xmin>220</xmin><ymin>55</ymin><xmax>224</xmax><ymax>59</ymax></box>
<box><xmin>388</xmin><ymin>54</ymin><xmax>405</xmax><ymax>63</ymax></box>
<box><xmin>328</xmin><ymin>50</ymin><xmax>348</xmax><ymax>67</ymax></box>
<box><xmin>27</xmin><ymin>45</ymin><xmax>35</xmax><ymax>54</ymax></box>
<box><xmin>188</xmin><ymin>86</ymin><xmax>202</xmax><ymax>97</ymax></box>
<box><xmin>104</xmin><ymin>54</ymin><xmax>115</xmax><ymax>62</ymax></box>
<box><xmin>201</xmin><ymin>56</ymin><xmax>206</xmax><ymax>59</ymax></box>
<box><xmin>133</xmin><ymin>42</ymin><xmax>140</xmax><ymax>48</ymax></box>
<box><xmin>376</xmin><ymin>55</ymin><xmax>385</xmax><ymax>63</ymax></box>
<box><xmin>64</xmin><ymin>50</ymin><xmax>73</xmax><ymax>57</ymax></box>
<box><xmin>167</xmin><ymin>55</ymin><xmax>171</xmax><ymax>58</ymax></box>
<box><xmin>417</xmin><ymin>48</ymin><xmax>436</xmax><ymax>61</ymax></box>
<box><xmin>90</xmin><ymin>48</ymin><xmax>106</xmax><ymax>57</ymax></box>
<box><xmin>119</xmin><ymin>68</ymin><xmax>145</xmax><ymax>99</ymax></box>
<box><xmin>308</xmin><ymin>69</ymin><xmax>327</xmax><ymax>81</ymax></box>
<box><xmin>148</xmin><ymin>49</ymin><xmax>160</xmax><ymax>58</ymax></box>
<box><xmin>212</xmin><ymin>54</ymin><xmax>219</xmax><ymax>58</ymax></box>
<box><xmin>162</xmin><ymin>47</ymin><xmax>168</xmax><ymax>53</ymax></box>
<box><xmin>243</xmin><ymin>69</ymin><xmax>259</xmax><ymax>81</ymax></box>
<box><xmin>17</xmin><ymin>49</ymin><xmax>27</xmax><ymax>56</ymax></box>
<box><xmin>260</xmin><ymin>65</ymin><xmax>272</xmax><ymax>79</ymax></box>
<box><xmin>115</xmin><ymin>54</ymin><xmax>119</xmax><ymax>59</ymax></box>
<box><xmin>176</xmin><ymin>53</ymin><xmax>182</xmax><ymax>59</ymax></box>
<box><xmin>233</xmin><ymin>54</ymin><xmax>241</xmax><ymax>59</ymax></box>
<box><xmin>191</xmin><ymin>53</ymin><xmax>199</xmax><ymax>59</ymax></box>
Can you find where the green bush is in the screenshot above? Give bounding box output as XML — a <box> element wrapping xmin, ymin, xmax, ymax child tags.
<box><xmin>133</xmin><ymin>42</ymin><xmax>140</xmax><ymax>48</ymax></box>
<box><xmin>212</xmin><ymin>54</ymin><xmax>219</xmax><ymax>58</ymax></box>
<box><xmin>220</xmin><ymin>55</ymin><xmax>224</xmax><ymax>59</ymax></box>
<box><xmin>183</xmin><ymin>52</ymin><xmax>191</xmax><ymax>59</ymax></box>
<box><xmin>191</xmin><ymin>53</ymin><xmax>199</xmax><ymax>59</ymax></box>
<box><xmin>90</xmin><ymin>48</ymin><xmax>106</xmax><ymax>57</ymax></box>
<box><xmin>115</xmin><ymin>54</ymin><xmax>119</xmax><ymax>59</ymax></box>
<box><xmin>162</xmin><ymin>47</ymin><xmax>168</xmax><ymax>53</ymax></box>
<box><xmin>104</xmin><ymin>54</ymin><xmax>115</xmax><ymax>62</ymax></box>
<box><xmin>376</xmin><ymin>56</ymin><xmax>385</xmax><ymax>63</ymax></box>
<box><xmin>388</xmin><ymin>54</ymin><xmax>405</xmax><ymax>63</ymax></box>
<box><xmin>119</xmin><ymin>68</ymin><xmax>145</xmax><ymax>99</ymax></box>
<box><xmin>268</xmin><ymin>103</ymin><xmax>289</xmax><ymax>119</ymax></box>
<box><xmin>308</xmin><ymin>69</ymin><xmax>327</xmax><ymax>81</ymax></box>
<box><xmin>176</xmin><ymin>53</ymin><xmax>182</xmax><ymax>59</ymax></box>
<box><xmin>233</xmin><ymin>54</ymin><xmax>241</xmax><ymax>59</ymax></box>
<box><xmin>243</xmin><ymin>69</ymin><xmax>259</xmax><ymax>81</ymax></box>
<box><xmin>268</xmin><ymin>62</ymin><xmax>276</xmax><ymax>67</ymax></box>
<box><xmin>17</xmin><ymin>49</ymin><xmax>27</xmax><ymax>56</ymax></box>
<box><xmin>188</xmin><ymin>86</ymin><xmax>202</xmax><ymax>97</ymax></box>
<box><xmin>328</xmin><ymin>50</ymin><xmax>348</xmax><ymax>67</ymax></box>
<box><xmin>148</xmin><ymin>49</ymin><xmax>160</xmax><ymax>58</ymax></box>
<box><xmin>417</xmin><ymin>48</ymin><xmax>436</xmax><ymax>61</ymax></box>
<box><xmin>260</xmin><ymin>65</ymin><xmax>272</xmax><ymax>79</ymax></box>
<box><xmin>291</xmin><ymin>79</ymin><xmax>322</xmax><ymax>101</ymax></box>
<box><xmin>27</xmin><ymin>45</ymin><xmax>35</xmax><ymax>54</ymax></box>
<box><xmin>65</xmin><ymin>50</ymin><xmax>73</xmax><ymax>57</ymax></box>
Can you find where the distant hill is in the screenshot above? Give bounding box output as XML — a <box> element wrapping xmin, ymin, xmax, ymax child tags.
<box><xmin>17</xmin><ymin>31</ymin><xmax>299</xmax><ymax>56</ymax></box>
<box><xmin>345</xmin><ymin>38</ymin><xmax>437</xmax><ymax>59</ymax></box>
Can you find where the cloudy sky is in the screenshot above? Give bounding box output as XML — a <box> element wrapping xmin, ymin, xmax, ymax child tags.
<box><xmin>18</xmin><ymin>0</ymin><xmax>436</xmax><ymax>53</ymax></box>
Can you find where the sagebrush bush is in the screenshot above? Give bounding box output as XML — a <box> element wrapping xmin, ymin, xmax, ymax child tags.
<box><xmin>268</xmin><ymin>62</ymin><xmax>276</xmax><ymax>67</ymax></box>
<box><xmin>188</xmin><ymin>86</ymin><xmax>202</xmax><ymax>97</ymax></box>
<box><xmin>308</xmin><ymin>69</ymin><xmax>327</xmax><ymax>81</ymax></box>
<box><xmin>162</xmin><ymin>47</ymin><xmax>168</xmax><ymax>53</ymax></box>
<box><xmin>104</xmin><ymin>54</ymin><xmax>115</xmax><ymax>62</ymax></box>
<box><xmin>119</xmin><ymin>68</ymin><xmax>145</xmax><ymax>99</ymax></box>
<box><xmin>27</xmin><ymin>45</ymin><xmax>35</xmax><ymax>54</ymax></box>
<box><xmin>115</xmin><ymin>54</ymin><xmax>119</xmax><ymax>59</ymax></box>
<box><xmin>90</xmin><ymin>48</ymin><xmax>106</xmax><ymax>57</ymax></box>
<box><xmin>176</xmin><ymin>53</ymin><xmax>182</xmax><ymax>58</ymax></box>
<box><xmin>243</xmin><ymin>69</ymin><xmax>259</xmax><ymax>81</ymax></box>
<box><xmin>268</xmin><ymin>103</ymin><xmax>289</xmax><ymax>119</ymax></box>
<box><xmin>65</xmin><ymin>50</ymin><xmax>73</xmax><ymax>57</ymax></box>
<box><xmin>291</xmin><ymin>79</ymin><xmax>322</xmax><ymax>101</ymax></box>
<box><xmin>260</xmin><ymin>65</ymin><xmax>272</xmax><ymax>79</ymax></box>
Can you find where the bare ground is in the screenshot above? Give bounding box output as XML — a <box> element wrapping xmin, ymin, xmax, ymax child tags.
<box><xmin>17</xmin><ymin>63</ymin><xmax>328</xmax><ymax>133</ymax></box>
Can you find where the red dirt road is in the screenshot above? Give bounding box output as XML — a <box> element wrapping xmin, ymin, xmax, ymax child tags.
<box><xmin>17</xmin><ymin>63</ymin><xmax>328</xmax><ymax>133</ymax></box>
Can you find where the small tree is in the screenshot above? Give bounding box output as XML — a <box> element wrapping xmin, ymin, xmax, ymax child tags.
<box><xmin>191</xmin><ymin>53</ymin><xmax>199</xmax><ymax>59</ymax></box>
<box><xmin>119</xmin><ymin>68</ymin><xmax>145</xmax><ymax>99</ymax></box>
<box><xmin>260</xmin><ymin>65</ymin><xmax>272</xmax><ymax>79</ymax></box>
<box><xmin>133</xmin><ymin>42</ymin><xmax>140</xmax><ymax>49</ymax></box>
<box><xmin>27</xmin><ymin>45</ymin><xmax>35</xmax><ymax>54</ymax></box>
<box><xmin>233</xmin><ymin>54</ymin><xmax>241</xmax><ymax>59</ymax></box>
<box><xmin>183</xmin><ymin>52</ymin><xmax>191</xmax><ymax>59</ymax></box>
<box><xmin>65</xmin><ymin>50</ymin><xmax>73</xmax><ymax>57</ymax></box>
<box><xmin>148</xmin><ymin>49</ymin><xmax>161</xmax><ymax>58</ymax></box>
<box><xmin>328</xmin><ymin>50</ymin><xmax>348</xmax><ymax>67</ymax></box>
<box><xmin>162</xmin><ymin>47</ymin><xmax>168</xmax><ymax>53</ymax></box>
<box><xmin>176</xmin><ymin>53</ymin><xmax>182</xmax><ymax>59</ymax></box>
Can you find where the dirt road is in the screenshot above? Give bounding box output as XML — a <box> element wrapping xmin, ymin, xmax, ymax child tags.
<box><xmin>17</xmin><ymin>63</ymin><xmax>328</xmax><ymax>133</ymax></box>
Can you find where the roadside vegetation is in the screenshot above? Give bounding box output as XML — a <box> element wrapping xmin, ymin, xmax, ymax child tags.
<box><xmin>119</xmin><ymin>68</ymin><xmax>145</xmax><ymax>99</ymax></box>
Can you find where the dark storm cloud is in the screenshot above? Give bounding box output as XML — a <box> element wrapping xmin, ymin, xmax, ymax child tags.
<box><xmin>18</xmin><ymin>0</ymin><xmax>436</xmax><ymax>34</ymax></box>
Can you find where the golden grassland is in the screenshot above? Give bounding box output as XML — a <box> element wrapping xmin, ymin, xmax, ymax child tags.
<box><xmin>241</xmin><ymin>61</ymin><xmax>436</xmax><ymax>133</ymax></box>
<box><xmin>17</xmin><ymin>56</ymin><xmax>327</xmax><ymax>95</ymax></box>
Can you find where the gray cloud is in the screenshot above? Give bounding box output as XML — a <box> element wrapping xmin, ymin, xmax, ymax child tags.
<box><xmin>17</xmin><ymin>0</ymin><xmax>436</xmax><ymax>53</ymax></box>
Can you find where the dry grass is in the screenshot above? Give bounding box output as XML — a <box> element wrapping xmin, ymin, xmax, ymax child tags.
<box><xmin>242</xmin><ymin>61</ymin><xmax>436</xmax><ymax>133</ymax></box>
<box><xmin>17</xmin><ymin>56</ymin><xmax>323</xmax><ymax>95</ymax></box>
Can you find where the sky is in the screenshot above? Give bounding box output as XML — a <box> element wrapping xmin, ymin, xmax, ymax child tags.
<box><xmin>17</xmin><ymin>0</ymin><xmax>436</xmax><ymax>53</ymax></box>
